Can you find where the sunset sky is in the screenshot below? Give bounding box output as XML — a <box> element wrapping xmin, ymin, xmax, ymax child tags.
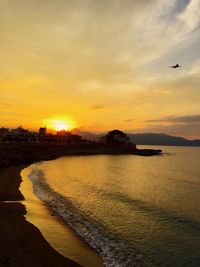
<box><xmin>1</xmin><ymin>0</ymin><xmax>200</xmax><ymax>139</ymax></box>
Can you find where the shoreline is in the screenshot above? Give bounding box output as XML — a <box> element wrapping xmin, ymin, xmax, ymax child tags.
<box><xmin>0</xmin><ymin>164</ymin><xmax>82</xmax><ymax>267</ymax></box>
<box><xmin>20</xmin><ymin>165</ymin><xmax>104</xmax><ymax>267</ymax></box>
<box><xmin>0</xmin><ymin>143</ymin><xmax>162</xmax><ymax>169</ymax></box>
<box><xmin>0</xmin><ymin>143</ymin><xmax>161</xmax><ymax>267</ymax></box>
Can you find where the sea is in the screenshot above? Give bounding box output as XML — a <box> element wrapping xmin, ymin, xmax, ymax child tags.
<box><xmin>22</xmin><ymin>146</ymin><xmax>200</xmax><ymax>267</ymax></box>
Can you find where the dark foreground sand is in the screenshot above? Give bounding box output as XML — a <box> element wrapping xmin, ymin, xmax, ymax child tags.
<box><xmin>0</xmin><ymin>165</ymin><xmax>24</xmax><ymax>201</ymax></box>
<box><xmin>0</xmin><ymin>165</ymin><xmax>81</xmax><ymax>267</ymax></box>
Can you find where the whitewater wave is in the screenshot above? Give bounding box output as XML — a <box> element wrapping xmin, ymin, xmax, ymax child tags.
<box><xmin>29</xmin><ymin>165</ymin><xmax>152</xmax><ymax>267</ymax></box>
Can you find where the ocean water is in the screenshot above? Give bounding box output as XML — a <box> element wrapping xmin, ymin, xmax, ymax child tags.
<box><xmin>20</xmin><ymin>167</ymin><xmax>104</xmax><ymax>267</ymax></box>
<box><xmin>28</xmin><ymin>146</ymin><xmax>200</xmax><ymax>267</ymax></box>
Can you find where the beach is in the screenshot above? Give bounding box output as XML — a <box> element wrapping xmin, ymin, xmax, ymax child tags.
<box><xmin>27</xmin><ymin>147</ymin><xmax>200</xmax><ymax>266</ymax></box>
<box><xmin>20</xmin><ymin>165</ymin><xmax>104</xmax><ymax>267</ymax></box>
<box><xmin>0</xmin><ymin>143</ymin><xmax>160</xmax><ymax>267</ymax></box>
<box><xmin>0</xmin><ymin>144</ymin><xmax>113</xmax><ymax>267</ymax></box>
<box><xmin>0</xmin><ymin>144</ymin><xmax>92</xmax><ymax>267</ymax></box>
<box><xmin>0</xmin><ymin>164</ymin><xmax>82</xmax><ymax>267</ymax></box>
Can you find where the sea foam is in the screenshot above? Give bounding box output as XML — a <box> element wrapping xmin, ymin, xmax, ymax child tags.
<box><xmin>29</xmin><ymin>165</ymin><xmax>151</xmax><ymax>267</ymax></box>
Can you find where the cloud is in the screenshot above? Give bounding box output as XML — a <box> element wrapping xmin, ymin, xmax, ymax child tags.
<box><xmin>0</xmin><ymin>102</ymin><xmax>10</xmax><ymax>108</ymax></box>
<box><xmin>141</xmin><ymin>114</ymin><xmax>200</xmax><ymax>139</ymax></box>
<box><xmin>124</xmin><ymin>118</ymin><xmax>134</xmax><ymax>122</ymax></box>
<box><xmin>1</xmin><ymin>0</ymin><xmax>199</xmax><ymax>81</ymax></box>
<box><xmin>0</xmin><ymin>0</ymin><xmax>200</xmax><ymax>134</ymax></box>
<box><xmin>188</xmin><ymin>60</ymin><xmax>200</xmax><ymax>75</ymax></box>
<box><xmin>91</xmin><ymin>105</ymin><xmax>106</xmax><ymax>110</ymax></box>
<box><xmin>178</xmin><ymin>0</ymin><xmax>200</xmax><ymax>29</ymax></box>
<box><xmin>145</xmin><ymin>114</ymin><xmax>200</xmax><ymax>124</ymax></box>
<box><xmin>143</xmin><ymin>123</ymin><xmax>200</xmax><ymax>140</ymax></box>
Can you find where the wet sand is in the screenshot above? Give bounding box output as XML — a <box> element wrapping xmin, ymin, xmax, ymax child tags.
<box><xmin>0</xmin><ymin>165</ymin><xmax>24</xmax><ymax>201</ymax></box>
<box><xmin>0</xmin><ymin>143</ymin><xmax>160</xmax><ymax>267</ymax></box>
<box><xmin>20</xmin><ymin>166</ymin><xmax>104</xmax><ymax>267</ymax></box>
<box><xmin>0</xmin><ymin>165</ymin><xmax>81</xmax><ymax>267</ymax></box>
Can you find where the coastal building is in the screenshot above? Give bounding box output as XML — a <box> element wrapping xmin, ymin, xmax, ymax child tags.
<box><xmin>56</xmin><ymin>130</ymin><xmax>83</xmax><ymax>143</ymax></box>
<box><xmin>99</xmin><ymin>129</ymin><xmax>130</xmax><ymax>144</ymax></box>
<box><xmin>99</xmin><ymin>129</ymin><xmax>136</xmax><ymax>149</ymax></box>
<box><xmin>38</xmin><ymin>127</ymin><xmax>47</xmax><ymax>142</ymax></box>
<box><xmin>39</xmin><ymin>127</ymin><xmax>46</xmax><ymax>136</ymax></box>
<box><xmin>11</xmin><ymin>125</ymin><xmax>29</xmax><ymax>135</ymax></box>
<box><xmin>6</xmin><ymin>126</ymin><xmax>37</xmax><ymax>143</ymax></box>
<box><xmin>0</xmin><ymin>126</ymin><xmax>89</xmax><ymax>144</ymax></box>
<box><xmin>0</xmin><ymin>127</ymin><xmax>9</xmax><ymax>142</ymax></box>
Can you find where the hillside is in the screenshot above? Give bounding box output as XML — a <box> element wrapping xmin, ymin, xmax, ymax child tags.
<box><xmin>128</xmin><ymin>133</ymin><xmax>200</xmax><ymax>146</ymax></box>
<box><xmin>71</xmin><ymin>129</ymin><xmax>200</xmax><ymax>147</ymax></box>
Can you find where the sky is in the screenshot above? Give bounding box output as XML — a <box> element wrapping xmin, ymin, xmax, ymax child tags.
<box><xmin>1</xmin><ymin>0</ymin><xmax>200</xmax><ymax>139</ymax></box>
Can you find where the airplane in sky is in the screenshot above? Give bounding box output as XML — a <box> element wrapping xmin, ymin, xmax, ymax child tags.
<box><xmin>170</xmin><ymin>64</ymin><xmax>181</xmax><ymax>68</ymax></box>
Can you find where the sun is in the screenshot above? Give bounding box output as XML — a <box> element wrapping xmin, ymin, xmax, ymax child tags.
<box><xmin>42</xmin><ymin>115</ymin><xmax>76</xmax><ymax>132</ymax></box>
<box><xmin>54</xmin><ymin>120</ymin><xmax>70</xmax><ymax>131</ymax></box>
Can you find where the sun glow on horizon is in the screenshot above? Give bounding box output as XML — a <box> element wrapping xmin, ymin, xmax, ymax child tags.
<box><xmin>42</xmin><ymin>116</ymin><xmax>76</xmax><ymax>131</ymax></box>
<box><xmin>54</xmin><ymin>120</ymin><xmax>70</xmax><ymax>131</ymax></box>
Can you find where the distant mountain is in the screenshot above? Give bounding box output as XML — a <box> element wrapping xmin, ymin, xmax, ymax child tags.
<box><xmin>71</xmin><ymin>129</ymin><xmax>200</xmax><ymax>147</ymax></box>
<box><xmin>128</xmin><ymin>133</ymin><xmax>200</xmax><ymax>146</ymax></box>
<box><xmin>71</xmin><ymin>128</ymin><xmax>100</xmax><ymax>141</ymax></box>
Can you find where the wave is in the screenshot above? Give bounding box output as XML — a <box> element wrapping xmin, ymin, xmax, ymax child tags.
<box><xmin>28</xmin><ymin>165</ymin><xmax>153</xmax><ymax>267</ymax></box>
<box><xmin>103</xmin><ymin>191</ymin><xmax>200</xmax><ymax>234</ymax></box>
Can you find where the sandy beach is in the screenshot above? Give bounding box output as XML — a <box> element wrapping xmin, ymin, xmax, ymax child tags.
<box><xmin>0</xmin><ymin>164</ymin><xmax>82</xmax><ymax>267</ymax></box>
<box><xmin>0</xmin><ymin>143</ymin><xmax>160</xmax><ymax>267</ymax></box>
<box><xmin>0</xmin><ymin>144</ymin><xmax>119</xmax><ymax>267</ymax></box>
<box><xmin>20</xmin><ymin>165</ymin><xmax>104</xmax><ymax>267</ymax></box>
<box><xmin>0</xmin><ymin>165</ymin><xmax>25</xmax><ymax>201</ymax></box>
